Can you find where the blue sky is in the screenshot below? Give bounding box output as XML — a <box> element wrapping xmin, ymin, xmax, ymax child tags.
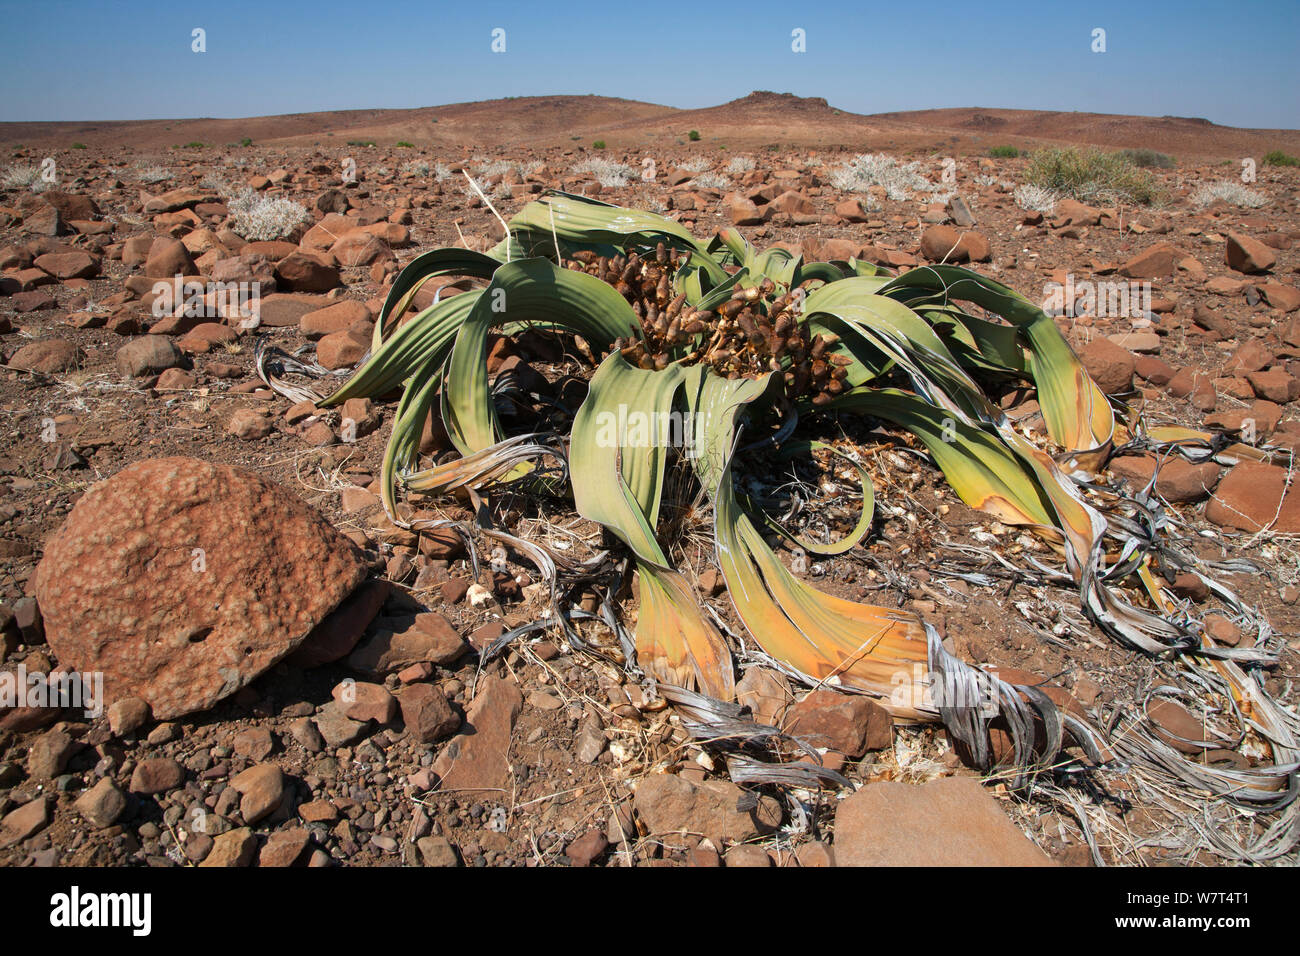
<box><xmin>1</xmin><ymin>0</ymin><xmax>1296</xmax><ymax>128</ymax></box>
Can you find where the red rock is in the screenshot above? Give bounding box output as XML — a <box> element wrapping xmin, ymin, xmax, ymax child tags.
<box><xmin>330</xmin><ymin>230</ymin><xmax>395</xmax><ymax>267</ymax></box>
<box><xmin>228</xmin><ymin>408</ymin><xmax>272</xmax><ymax>439</ymax></box>
<box><xmin>199</xmin><ymin>828</ymin><xmax>257</xmax><ymax>867</ymax></box>
<box><xmin>1260</xmin><ymin>283</ymin><xmax>1300</xmax><ymax>313</ymax></box>
<box><xmin>920</xmin><ymin>225</ymin><xmax>991</xmax><ymax>263</ymax></box>
<box><xmin>143</xmin><ymin>187</ymin><xmax>219</xmax><ymax>214</ymax></box>
<box><xmin>34</xmin><ymin>250</ymin><xmax>99</xmax><ymax>280</ymax></box>
<box><xmin>432</xmin><ymin>675</ymin><xmax>522</xmax><ymax>793</ymax></box>
<box><xmin>834</xmin><ymin>776</ymin><xmax>1053</xmax><ymax>866</ymax></box>
<box><xmin>155</xmin><ymin>367</ymin><xmax>197</xmax><ymax>390</ymax></box>
<box><xmin>834</xmin><ymin>198</ymin><xmax>872</xmax><ymax>223</ymax></box>
<box><xmin>769</xmin><ymin>190</ymin><xmax>815</xmax><ymax>216</ymax></box>
<box><xmin>39</xmin><ymin>189</ymin><xmax>99</xmax><ymax>222</ymax></box>
<box><xmin>275</xmin><ymin>251</ymin><xmax>340</xmax><ymax>292</ymax></box>
<box><xmin>794</xmin><ymin>841</ymin><xmax>836</xmax><ymax>867</ymax></box>
<box><xmin>259</xmin><ymin>828</ymin><xmax>311</xmax><ymax>867</ymax></box>
<box><xmin>143</xmin><ymin>237</ymin><xmax>197</xmax><ymax>278</ymax></box>
<box><xmin>316</xmin><ymin>327</ymin><xmax>369</xmax><ymax>369</ymax></box>
<box><xmin>782</xmin><ymin>688</ymin><xmax>892</xmax><ymax>757</ymax></box>
<box><xmin>232</xmin><ymin>726</ymin><xmax>275</xmax><ymax>760</ymax></box>
<box><xmin>1225</xmin><ymin>339</ymin><xmax>1275</xmax><ymax>374</ymax></box>
<box><xmin>397</xmin><ymin>682</ymin><xmax>460</xmax><ymax>743</ymax></box>
<box><xmin>75</xmin><ymin>778</ymin><xmax>128</xmax><ymax>829</ymax></box>
<box><xmin>1078</xmin><ymin>337</ymin><xmax>1135</xmax><ymax>394</ymax></box>
<box><xmin>347</xmin><ymin>612</ymin><xmax>467</xmax><ymax>675</ymax></box>
<box><xmin>300</xmin><ymin>299</ymin><xmax>370</xmax><ymax>339</ymax></box>
<box><xmin>332</xmin><ymin>680</ymin><xmax>398</xmax><ymax>724</ymax></box>
<box><xmin>9</xmin><ymin>339</ymin><xmax>82</xmax><ymax>374</ymax></box>
<box><xmin>1204</xmin><ymin>461</ymin><xmax>1300</xmax><ymax>533</ymax></box>
<box><xmin>724</xmin><ymin>193</ymin><xmax>769</xmax><ymax>226</ymax></box>
<box><xmin>1246</xmin><ymin>368</ymin><xmax>1300</xmax><ymax>403</ymax></box>
<box><xmin>33</xmin><ymin>457</ymin><xmax>368</xmax><ymax>719</ymax></box>
<box><xmin>177</xmin><ymin>322</ymin><xmax>237</xmax><ymax>353</ymax></box>
<box><xmin>633</xmin><ymin>774</ymin><xmax>781</xmax><ymax>848</ymax></box>
<box><xmin>0</xmin><ymin>797</ymin><xmax>50</xmax><ymax>849</ymax></box>
<box><xmin>130</xmin><ymin>757</ymin><xmax>185</xmax><ymax>794</ymax></box>
<box><xmin>229</xmin><ymin>763</ymin><xmax>287</xmax><ymax>823</ymax></box>
<box><xmin>116</xmin><ymin>335</ymin><xmax>184</xmax><ymax>377</ymax></box>
<box><xmin>725</xmin><ymin>844</ymin><xmax>771</xmax><ymax>867</ymax></box>
<box><xmin>255</xmin><ymin>293</ymin><xmax>325</xmax><ymax>328</ymax></box>
<box><xmin>1052</xmin><ymin>199</ymin><xmax>1101</xmax><ymax>227</ymax></box>
<box><xmin>1155</xmin><ymin>459</ymin><xmax>1220</xmax><ymax>503</ymax></box>
<box><xmin>565</xmin><ymin>829</ymin><xmax>609</xmax><ymax>867</ymax></box>
<box><xmin>1134</xmin><ymin>355</ymin><xmax>1174</xmax><ymax>386</ymax></box>
<box><xmin>1119</xmin><ymin>242</ymin><xmax>1177</xmax><ymax>279</ymax></box>
<box><xmin>1225</xmin><ymin>232</ymin><xmax>1276</xmax><ymax>274</ymax></box>
<box><xmin>287</xmin><ymin>578</ymin><xmax>389</xmax><ymax>668</ymax></box>
<box><xmin>1147</xmin><ymin>699</ymin><xmax>1215</xmax><ymax>754</ymax></box>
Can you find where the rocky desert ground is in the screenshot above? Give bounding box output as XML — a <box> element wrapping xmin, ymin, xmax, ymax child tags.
<box><xmin>1</xmin><ymin>92</ymin><xmax>1299</xmax><ymax>868</ymax></box>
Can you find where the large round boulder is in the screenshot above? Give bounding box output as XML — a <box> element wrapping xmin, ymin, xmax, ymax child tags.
<box><xmin>34</xmin><ymin>457</ymin><xmax>368</xmax><ymax>719</ymax></box>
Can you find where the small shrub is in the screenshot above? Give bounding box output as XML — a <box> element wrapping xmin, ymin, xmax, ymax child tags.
<box><xmin>726</xmin><ymin>156</ymin><xmax>756</xmax><ymax>174</ymax></box>
<box><xmin>1190</xmin><ymin>181</ymin><xmax>1269</xmax><ymax>209</ymax></box>
<box><xmin>395</xmin><ymin>141</ymin><xmax>415</xmax><ymax>148</ymax></box>
<box><xmin>70</xmin><ymin>143</ymin><xmax>86</xmax><ymax>150</ymax></box>
<box><xmin>347</xmin><ymin>140</ymin><xmax>377</xmax><ymax>148</ymax></box>
<box><xmin>134</xmin><ymin>164</ymin><xmax>174</xmax><ymax>184</ymax></box>
<box><xmin>573</xmin><ymin>157</ymin><xmax>634</xmax><ymax>188</ymax></box>
<box><xmin>691</xmin><ymin>171</ymin><xmax>731</xmax><ymax>190</ymax></box>
<box><xmin>988</xmin><ymin>145</ymin><xmax>1019</xmax><ymax>158</ymax></box>
<box><xmin>1118</xmin><ymin>148</ymin><xmax>1175</xmax><ymax>169</ymax></box>
<box><xmin>829</xmin><ymin>153</ymin><xmax>941</xmax><ymax>200</ymax></box>
<box><xmin>687</xmin><ymin>130</ymin><xmax>701</xmax><ymax>142</ymax></box>
<box><xmin>1024</xmin><ymin>147</ymin><xmax>1159</xmax><ymax>205</ymax></box>
<box><xmin>1</xmin><ymin>164</ymin><xmax>44</xmax><ymax>191</ymax></box>
<box><xmin>679</xmin><ymin>157</ymin><xmax>711</xmax><ymax>174</ymax></box>
<box><xmin>226</xmin><ymin>188</ymin><xmax>311</xmax><ymax>241</ymax></box>
<box><xmin>1013</xmin><ymin>183</ymin><xmax>1057</xmax><ymax>215</ymax></box>
<box><xmin>1263</xmin><ymin>150</ymin><xmax>1299</xmax><ymax>167</ymax></box>
<box><xmin>401</xmin><ymin>159</ymin><xmax>431</xmax><ymax>177</ymax></box>
<box><xmin>592</xmin><ymin>140</ymin><xmax>606</xmax><ymax>150</ymax></box>
<box><xmin>239</xmin><ymin>137</ymin><xmax>253</xmax><ymax>147</ymax></box>
<box><xmin>182</xmin><ymin>141</ymin><xmax>204</xmax><ymax>149</ymax></box>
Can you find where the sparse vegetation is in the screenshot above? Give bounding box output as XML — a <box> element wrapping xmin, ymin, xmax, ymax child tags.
<box><xmin>395</xmin><ymin>141</ymin><xmax>415</xmax><ymax>148</ymax></box>
<box><xmin>1190</xmin><ymin>180</ymin><xmax>1269</xmax><ymax>209</ymax></box>
<box><xmin>401</xmin><ymin>159</ymin><xmax>431</xmax><ymax>177</ymax></box>
<box><xmin>1118</xmin><ymin>148</ymin><xmax>1175</xmax><ymax>169</ymax></box>
<box><xmin>133</xmin><ymin>164</ymin><xmax>174</xmax><ymax>184</ymax></box>
<box><xmin>1024</xmin><ymin>147</ymin><xmax>1159</xmax><ymax>205</ymax></box>
<box><xmin>592</xmin><ymin>140</ymin><xmax>606</xmax><ymax>150</ymax></box>
<box><xmin>1263</xmin><ymin>149</ymin><xmax>1300</xmax><ymax>167</ymax></box>
<box><xmin>226</xmin><ymin>188</ymin><xmax>311</xmax><ymax>241</ymax></box>
<box><xmin>679</xmin><ymin>157</ymin><xmax>711</xmax><ymax>174</ymax></box>
<box><xmin>726</xmin><ymin>156</ymin><xmax>756</xmax><ymax>174</ymax></box>
<box><xmin>71</xmin><ymin>143</ymin><xmax>86</xmax><ymax>150</ymax></box>
<box><xmin>687</xmin><ymin>130</ymin><xmax>701</xmax><ymax>141</ymax></box>
<box><xmin>240</xmin><ymin>137</ymin><xmax>253</xmax><ymax>147</ymax></box>
<box><xmin>1013</xmin><ymin>183</ymin><xmax>1057</xmax><ymax>215</ymax></box>
<box><xmin>573</xmin><ymin>157</ymin><xmax>633</xmax><ymax>188</ymax></box>
<box><xmin>347</xmin><ymin>140</ymin><xmax>377</xmax><ymax>148</ymax></box>
<box><xmin>0</xmin><ymin>164</ymin><xmax>46</xmax><ymax>191</ymax></box>
<box><xmin>988</xmin><ymin>145</ymin><xmax>1019</xmax><ymax>158</ymax></box>
<box><xmin>690</xmin><ymin>171</ymin><xmax>731</xmax><ymax>190</ymax></box>
<box><xmin>829</xmin><ymin>153</ymin><xmax>942</xmax><ymax>200</ymax></box>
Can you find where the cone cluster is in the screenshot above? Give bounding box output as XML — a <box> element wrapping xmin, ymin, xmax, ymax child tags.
<box><xmin>564</xmin><ymin>243</ymin><xmax>851</xmax><ymax>403</ymax></box>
